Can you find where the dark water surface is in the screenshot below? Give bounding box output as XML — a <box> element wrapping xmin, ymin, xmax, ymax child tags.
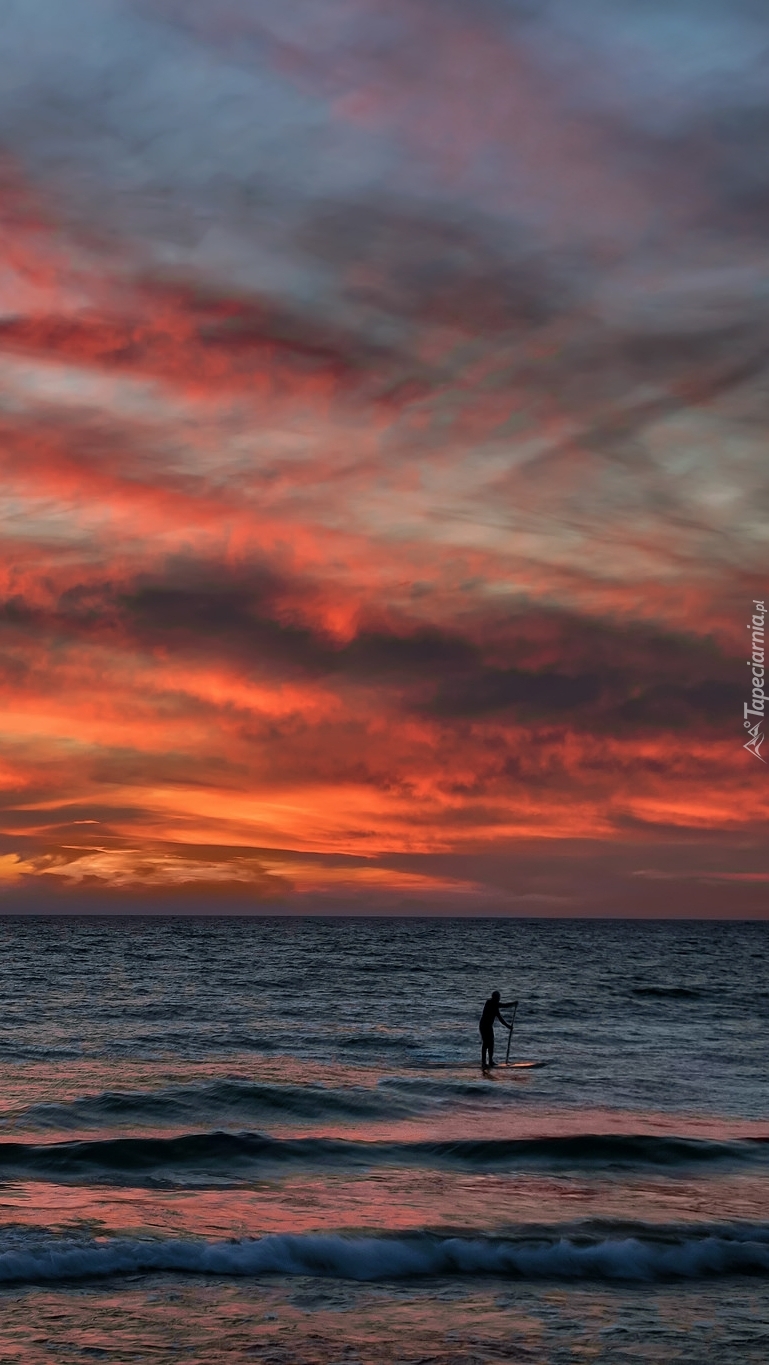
<box><xmin>0</xmin><ymin>915</ymin><xmax>766</xmax><ymax>1362</ymax></box>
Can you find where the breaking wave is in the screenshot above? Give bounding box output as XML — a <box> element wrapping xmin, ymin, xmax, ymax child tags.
<box><xmin>0</xmin><ymin>1224</ymin><xmax>767</xmax><ymax>1286</ymax></box>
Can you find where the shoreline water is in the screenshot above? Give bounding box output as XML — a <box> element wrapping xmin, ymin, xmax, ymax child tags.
<box><xmin>0</xmin><ymin>916</ymin><xmax>765</xmax><ymax>1361</ymax></box>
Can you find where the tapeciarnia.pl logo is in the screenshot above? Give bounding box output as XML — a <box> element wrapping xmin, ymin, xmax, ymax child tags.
<box><xmin>744</xmin><ymin>598</ymin><xmax>766</xmax><ymax>762</ymax></box>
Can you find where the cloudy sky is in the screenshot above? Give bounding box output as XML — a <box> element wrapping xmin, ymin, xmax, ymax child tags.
<box><xmin>0</xmin><ymin>0</ymin><xmax>766</xmax><ymax>913</ymax></box>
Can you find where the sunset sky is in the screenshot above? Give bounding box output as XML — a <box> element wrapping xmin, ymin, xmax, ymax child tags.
<box><xmin>0</xmin><ymin>0</ymin><xmax>766</xmax><ymax>914</ymax></box>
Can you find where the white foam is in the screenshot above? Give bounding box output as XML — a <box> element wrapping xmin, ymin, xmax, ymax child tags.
<box><xmin>0</xmin><ymin>1229</ymin><xmax>767</xmax><ymax>1285</ymax></box>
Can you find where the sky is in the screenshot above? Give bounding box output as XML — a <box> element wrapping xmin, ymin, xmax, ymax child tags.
<box><xmin>0</xmin><ymin>0</ymin><xmax>766</xmax><ymax>914</ymax></box>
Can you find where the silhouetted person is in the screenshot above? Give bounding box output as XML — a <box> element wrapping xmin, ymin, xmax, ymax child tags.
<box><xmin>479</xmin><ymin>990</ymin><xmax>515</xmax><ymax>1070</ymax></box>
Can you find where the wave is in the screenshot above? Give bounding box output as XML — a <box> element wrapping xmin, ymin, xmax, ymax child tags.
<box><xmin>15</xmin><ymin>1080</ymin><xmax>403</xmax><ymax>1133</ymax></box>
<box><xmin>632</xmin><ymin>986</ymin><xmax>702</xmax><ymax>999</ymax></box>
<box><xmin>337</xmin><ymin>1034</ymin><xmax>423</xmax><ymax>1051</ymax></box>
<box><xmin>0</xmin><ymin>1131</ymin><xmax>765</xmax><ymax>1186</ymax></box>
<box><xmin>0</xmin><ymin>1224</ymin><xmax>767</xmax><ymax>1286</ymax></box>
<box><xmin>15</xmin><ymin>1072</ymin><xmax>537</xmax><ymax>1135</ymax></box>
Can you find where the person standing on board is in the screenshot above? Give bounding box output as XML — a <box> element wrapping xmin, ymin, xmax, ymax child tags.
<box><xmin>479</xmin><ymin>990</ymin><xmax>515</xmax><ymax>1070</ymax></box>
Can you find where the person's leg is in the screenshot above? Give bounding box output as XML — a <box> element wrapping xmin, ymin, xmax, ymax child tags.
<box><xmin>480</xmin><ymin>1028</ymin><xmax>490</xmax><ymax>1069</ymax></box>
<box><xmin>488</xmin><ymin>1031</ymin><xmax>495</xmax><ymax>1066</ymax></box>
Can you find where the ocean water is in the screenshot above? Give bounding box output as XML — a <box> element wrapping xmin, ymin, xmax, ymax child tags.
<box><xmin>0</xmin><ymin>915</ymin><xmax>766</xmax><ymax>1364</ymax></box>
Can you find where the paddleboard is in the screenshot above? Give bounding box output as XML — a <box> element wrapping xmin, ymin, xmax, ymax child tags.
<box><xmin>481</xmin><ymin>1059</ymin><xmax>548</xmax><ymax>1074</ymax></box>
<box><xmin>420</xmin><ymin>1060</ymin><xmax>549</xmax><ymax>1072</ymax></box>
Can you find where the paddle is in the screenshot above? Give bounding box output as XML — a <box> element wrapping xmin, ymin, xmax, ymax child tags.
<box><xmin>505</xmin><ymin>1000</ymin><xmax>519</xmax><ymax>1065</ymax></box>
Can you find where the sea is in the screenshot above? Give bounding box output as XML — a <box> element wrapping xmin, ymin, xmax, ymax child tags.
<box><xmin>0</xmin><ymin>915</ymin><xmax>766</xmax><ymax>1364</ymax></box>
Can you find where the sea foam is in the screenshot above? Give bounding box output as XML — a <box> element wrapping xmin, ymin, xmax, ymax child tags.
<box><xmin>0</xmin><ymin>1227</ymin><xmax>767</xmax><ymax>1286</ymax></box>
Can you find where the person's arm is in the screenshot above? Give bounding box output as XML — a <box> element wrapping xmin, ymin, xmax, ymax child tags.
<box><xmin>497</xmin><ymin>1000</ymin><xmax>517</xmax><ymax>1027</ymax></box>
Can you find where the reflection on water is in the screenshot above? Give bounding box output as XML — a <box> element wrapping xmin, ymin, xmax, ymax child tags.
<box><xmin>1</xmin><ymin>1277</ymin><xmax>767</xmax><ymax>1364</ymax></box>
<box><xmin>1</xmin><ymin>1168</ymin><xmax>768</xmax><ymax>1241</ymax></box>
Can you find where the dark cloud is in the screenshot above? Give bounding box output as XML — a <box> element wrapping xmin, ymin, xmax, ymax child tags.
<box><xmin>1</xmin><ymin>567</ymin><xmax>744</xmax><ymax>735</ymax></box>
<box><xmin>428</xmin><ymin>667</ymin><xmax>601</xmax><ymax>716</ymax></box>
<box><xmin>78</xmin><ymin>577</ymin><xmax>738</xmax><ymax>718</ymax></box>
<box><xmin>122</xmin><ymin>580</ymin><xmax>333</xmax><ymax>674</ymax></box>
<box><xmin>426</xmin><ymin>668</ymin><xmax>741</xmax><ymax>727</ymax></box>
<box><xmin>0</xmin><ymin>802</ymin><xmax>148</xmax><ymax>829</ymax></box>
<box><xmin>616</xmin><ymin>680</ymin><xmax>742</xmax><ymax>727</ymax></box>
<box><xmin>299</xmin><ymin>200</ymin><xmax>569</xmax><ymax>335</ymax></box>
<box><xmin>123</xmin><ymin>579</ymin><xmax>479</xmax><ymax>684</ymax></box>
